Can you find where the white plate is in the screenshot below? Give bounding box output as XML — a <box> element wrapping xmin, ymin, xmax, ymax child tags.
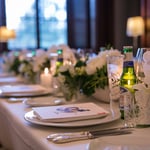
<box><xmin>0</xmin><ymin>85</ymin><xmax>51</xmax><ymax>97</ymax></box>
<box><xmin>0</xmin><ymin>90</ymin><xmax>51</xmax><ymax>97</ymax></box>
<box><xmin>24</xmin><ymin>110</ymin><xmax>120</xmax><ymax>127</ymax></box>
<box><xmin>88</xmin><ymin>135</ymin><xmax>150</xmax><ymax>150</ymax></box>
<box><xmin>23</xmin><ymin>96</ymin><xmax>65</xmax><ymax>107</ymax></box>
<box><xmin>0</xmin><ymin>73</ymin><xmax>13</xmax><ymax>77</ymax></box>
<box><xmin>0</xmin><ymin>76</ymin><xmax>23</xmax><ymax>84</ymax></box>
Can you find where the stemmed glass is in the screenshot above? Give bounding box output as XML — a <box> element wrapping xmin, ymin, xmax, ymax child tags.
<box><xmin>134</xmin><ymin>48</ymin><xmax>150</xmax><ymax>126</ymax></box>
<box><xmin>134</xmin><ymin>48</ymin><xmax>146</xmax><ymax>83</ymax></box>
<box><xmin>135</xmin><ymin>48</ymin><xmax>150</xmax><ymax>82</ymax></box>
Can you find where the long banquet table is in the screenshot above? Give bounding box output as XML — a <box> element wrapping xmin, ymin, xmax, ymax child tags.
<box><xmin>0</xmin><ymin>95</ymin><xmax>150</xmax><ymax>150</ymax></box>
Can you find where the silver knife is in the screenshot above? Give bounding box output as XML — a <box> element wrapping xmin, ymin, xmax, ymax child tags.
<box><xmin>47</xmin><ymin>127</ymin><xmax>133</xmax><ymax>143</ymax></box>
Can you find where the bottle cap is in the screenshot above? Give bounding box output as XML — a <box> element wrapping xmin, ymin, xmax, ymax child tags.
<box><xmin>123</xmin><ymin>46</ymin><xmax>133</xmax><ymax>53</ymax></box>
<box><xmin>57</xmin><ymin>49</ymin><xmax>63</xmax><ymax>54</ymax></box>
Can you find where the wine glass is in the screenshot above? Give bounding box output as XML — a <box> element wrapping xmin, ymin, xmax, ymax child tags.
<box><xmin>135</xmin><ymin>48</ymin><xmax>150</xmax><ymax>83</ymax></box>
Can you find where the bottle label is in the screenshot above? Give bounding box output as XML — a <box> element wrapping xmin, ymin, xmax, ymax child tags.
<box><xmin>123</xmin><ymin>61</ymin><xmax>134</xmax><ymax>67</ymax></box>
<box><xmin>57</xmin><ymin>58</ymin><xmax>63</xmax><ymax>63</ymax></box>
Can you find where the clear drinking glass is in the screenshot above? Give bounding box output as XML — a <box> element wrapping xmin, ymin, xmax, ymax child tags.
<box><xmin>134</xmin><ymin>48</ymin><xmax>150</xmax><ymax>127</ymax></box>
<box><xmin>135</xmin><ymin>48</ymin><xmax>150</xmax><ymax>83</ymax></box>
<box><xmin>107</xmin><ymin>55</ymin><xmax>136</xmax><ymax>128</ymax></box>
<box><xmin>106</xmin><ymin>55</ymin><xmax>124</xmax><ymax>117</ymax></box>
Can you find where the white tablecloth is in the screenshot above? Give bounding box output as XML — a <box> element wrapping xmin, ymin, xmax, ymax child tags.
<box><xmin>0</xmin><ymin>96</ymin><xmax>150</xmax><ymax>150</ymax></box>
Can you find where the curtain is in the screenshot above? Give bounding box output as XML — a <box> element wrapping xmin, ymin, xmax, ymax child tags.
<box><xmin>67</xmin><ymin>0</ymin><xmax>91</xmax><ymax>49</ymax></box>
<box><xmin>67</xmin><ymin>0</ymin><xmax>114</xmax><ymax>52</ymax></box>
<box><xmin>0</xmin><ymin>0</ymin><xmax>7</xmax><ymax>52</ymax></box>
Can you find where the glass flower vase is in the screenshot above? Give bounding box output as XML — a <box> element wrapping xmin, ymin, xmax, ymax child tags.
<box><xmin>61</xmin><ymin>86</ymin><xmax>85</xmax><ymax>102</ymax></box>
<box><xmin>23</xmin><ymin>72</ymin><xmax>40</xmax><ymax>84</ymax></box>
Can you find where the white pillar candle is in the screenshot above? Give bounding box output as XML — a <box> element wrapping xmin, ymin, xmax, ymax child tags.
<box><xmin>40</xmin><ymin>68</ymin><xmax>52</xmax><ymax>88</ymax></box>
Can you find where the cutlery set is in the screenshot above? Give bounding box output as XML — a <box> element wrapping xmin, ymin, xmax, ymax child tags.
<box><xmin>47</xmin><ymin>127</ymin><xmax>133</xmax><ymax>144</ymax></box>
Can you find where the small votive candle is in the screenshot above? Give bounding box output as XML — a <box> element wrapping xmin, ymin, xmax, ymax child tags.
<box><xmin>40</xmin><ymin>67</ymin><xmax>52</xmax><ymax>88</ymax></box>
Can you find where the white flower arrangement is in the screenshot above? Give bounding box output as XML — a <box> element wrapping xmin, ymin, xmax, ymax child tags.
<box><xmin>86</xmin><ymin>49</ymin><xmax>121</xmax><ymax>75</ymax></box>
<box><xmin>1</xmin><ymin>49</ymin><xmax>51</xmax><ymax>83</ymax></box>
<box><xmin>57</xmin><ymin>49</ymin><xmax>121</xmax><ymax>100</ymax></box>
<box><xmin>0</xmin><ymin>44</ymin><xmax>77</xmax><ymax>84</ymax></box>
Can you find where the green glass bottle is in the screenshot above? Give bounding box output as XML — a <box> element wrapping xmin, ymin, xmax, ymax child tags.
<box><xmin>120</xmin><ymin>46</ymin><xmax>137</xmax><ymax>119</ymax></box>
<box><xmin>56</xmin><ymin>49</ymin><xmax>63</xmax><ymax>74</ymax></box>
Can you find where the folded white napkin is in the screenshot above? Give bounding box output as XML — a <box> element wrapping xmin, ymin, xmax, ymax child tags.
<box><xmin>33</xmin><ymin>102</ymin><xmax>109</xmax><ymax>123</ymax></box>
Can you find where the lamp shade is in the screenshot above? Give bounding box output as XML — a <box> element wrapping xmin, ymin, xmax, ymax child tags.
<box><xmin>126</xmin><ymin>16</ymin><xmax>144</xmax><ymax>37</ymax></box>
<box><xmin>0</xmin><ymin>26</ymin><xmax>16</xmax><ymax>42</ymax></box>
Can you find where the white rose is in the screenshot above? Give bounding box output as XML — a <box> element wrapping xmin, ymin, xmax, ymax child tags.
<box><xmin>86</xmin><ymin>49</ymin><xmax>121</xmax><ymax>75</ymax></box>
<box><xmin>86</xmin><ymin>55</ymin><xmax>106</xmax><ymax>75</ymax></box>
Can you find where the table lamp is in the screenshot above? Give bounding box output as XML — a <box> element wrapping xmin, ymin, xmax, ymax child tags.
<box><xmin>126</xmin><ymin>16</ymin><xmax>144</xmax><ymax>54</ymax></box>
<box><xmin>0</xmin><ymin>26</ymin><xmax>16</xmax><ymax>52</ymax></box>
<box><xmin>0</xmin><ymin>26</ymin><xmax>16</xmax><ymax>42</ymax></box>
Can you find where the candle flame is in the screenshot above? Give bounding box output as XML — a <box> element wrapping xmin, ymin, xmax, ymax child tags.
<box><xmin>44</xmin><ymin>67</ymin><xmax>49</xmax><ymax>74</ymax></box>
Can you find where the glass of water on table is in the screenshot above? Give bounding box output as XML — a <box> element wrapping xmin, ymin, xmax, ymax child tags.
<box><xmin>106</xmin><ymin>55</ymin><xmax>124</xmax><ymax>118</ymax></box>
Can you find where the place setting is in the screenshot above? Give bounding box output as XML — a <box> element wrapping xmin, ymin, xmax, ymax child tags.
<box><xmin>0</xmin><ymin>75</ymin><xmax>24</xmax><ymax>85</ymax></box>
<box><xmin>24</xmin><ymin>102</ymin><xmax>121</xmax><ymax>128</ymax></box>
<box><xmin>23</xmin><ymin>96</ymin><xmax>65</xmax><ymax>107</ymax></box>
<box><xmin>0</xmin><ymin>84</ymin><xmax>51</xmax><ymax>97</ymax></box>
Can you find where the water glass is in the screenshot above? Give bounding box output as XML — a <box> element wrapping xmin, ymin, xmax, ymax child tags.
<box><xmin>134</xmin><ymin>87</ymin><xmax>150</xmax><ymax>126</ymax></box>
<box><xmin>106</xmin><ymin>55</ymin><xmax>124</xmax><ymax>116</ymax></box>
<box><xmin>120</xmin><ymin>88</ymin><xmax>137</xmax><ymax>128</ymax></box>
<box><xmin>134</xmin><ymin>48</ymin><xmax>150</xmax><ymax>83</ymax></box>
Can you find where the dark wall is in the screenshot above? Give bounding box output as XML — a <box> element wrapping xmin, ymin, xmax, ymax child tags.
<box><xmin>67</xmin><ymin>0</ymin><xmax>91</xmax><ymax>48</ymax></box>
<box><xmin>114</xmin><ymin>0</ymin><xmax>141</xmax><ymax>52</ymax></box>
<box><xmin>0</xmin><ymin>0</ymin><xmax>7</xmax><ymax>52</ymax></box>
<box><xmin>141</xmin><ymin>0</ymin><xmax>150</xmax><ymax>47</ymax></box>
<box><xmin>90</xmin><ymin>0</ymin><xmax>114</xmax><ymax>50</ymax></box>
<box><xmin>67</xmin><ymin>0</ymin><xmax>141</xmax><ymax>53</ymax></box>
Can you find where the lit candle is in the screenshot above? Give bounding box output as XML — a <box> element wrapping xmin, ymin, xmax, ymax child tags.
<box><xmin>40</xmin><ymin>68</ymin><xmax>52</xmax><ymax>88</ymax></box>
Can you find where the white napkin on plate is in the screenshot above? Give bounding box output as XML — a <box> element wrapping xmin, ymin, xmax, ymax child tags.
<box><xmin>33</xmin><ymin>102</ymin><xmax>109</xmax><ymax>123</ymax></box>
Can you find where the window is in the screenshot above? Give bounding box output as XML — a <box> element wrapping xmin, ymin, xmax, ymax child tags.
<box><xmin>5</xmin><ymin>0</ymin><xmax>67</xmax><ymax>50</ymax></box>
